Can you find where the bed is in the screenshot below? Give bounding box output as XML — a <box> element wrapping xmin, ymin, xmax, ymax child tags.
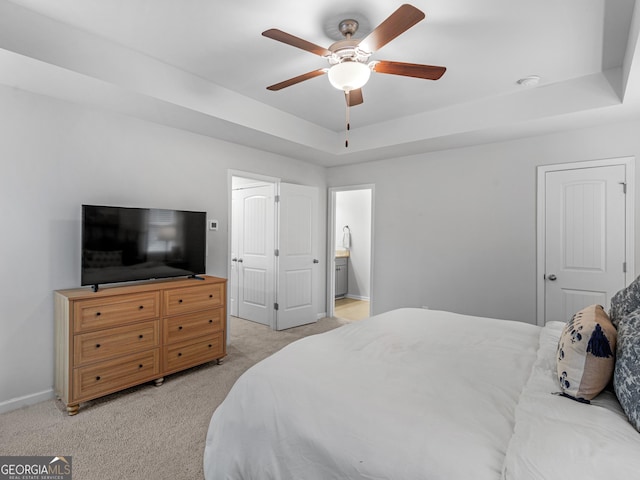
<box><xmin>204</xmin><ymin>308</ymin><xmax>640</xmax><ymax>479</ymax></box>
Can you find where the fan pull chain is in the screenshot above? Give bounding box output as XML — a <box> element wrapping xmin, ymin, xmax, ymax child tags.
<box><xmin>345</xmin><ymin>91</ymin><xmax>350</xmax><ymax>148</ymax></box>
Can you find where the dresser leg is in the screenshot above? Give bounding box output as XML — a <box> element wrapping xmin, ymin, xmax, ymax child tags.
<box><xmin>67</xmin><ymin>404</ymin><xmax>79</xmax><ymax>416</ymax></box>
<box><xmin>154</xmin><ymin>377</ymin><xmax>164</xmax><ymax>387</ymax></box>
<box><xmin>216</xmin><ymin>358</ymin><xmax>223</xmax><ymax>365</ymax></box>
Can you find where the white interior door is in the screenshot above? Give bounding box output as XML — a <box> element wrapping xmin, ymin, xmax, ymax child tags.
<box><xmin>230</xmin><ymin>192</ymin><xmax>239</xmax><ymax>317</ymax></box>
<box><xmin>276</xmin><ymin>183</ymin><xmax>319</xmax><ymax>330</ymax></box>
<box><xmin>233</xmin><ymin>184</ymin><xmax>275</xmax><ymax>326</ymax></box>
<box><xmin>543</xmin><ymin>164</ymin><xmax>628</xmax><ymax>323</ymax></box>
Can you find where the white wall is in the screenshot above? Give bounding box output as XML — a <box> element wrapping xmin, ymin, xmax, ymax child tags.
<box><xmin>4</xmin><ymin>78</ymin><xmax>640</xmax><ymax>412</ymax></box>
<box><xmin>0</xmin><ymin>85</ymin><xmax>327</xmax><ymax>411</ymax></box>
<box><xmin>327</xmin><ymin>120</ymin><xmax>640</xmax><ymax>323</ymax></box>
<box><xmin>335</xmin><ymin>190</ymin><xmax>371</xmax><ymax>299</ymax></box>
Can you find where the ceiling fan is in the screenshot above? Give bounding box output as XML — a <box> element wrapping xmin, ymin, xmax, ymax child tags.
<box><xmin>262</xmin><ymin>4</ymin><xmax>446</xmax><ymax>145</ymax></box>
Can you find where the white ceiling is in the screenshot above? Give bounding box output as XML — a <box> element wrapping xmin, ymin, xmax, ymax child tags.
<box><xmin>1</xmin><ymin>0</ymin><xmax>640</xmax><ymax>167</ymax></box>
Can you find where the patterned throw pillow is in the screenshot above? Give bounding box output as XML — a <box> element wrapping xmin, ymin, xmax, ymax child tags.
<box><xmin>557</xmin><ymin>304</ymin><xmax>617</xmax><ymax>402</ymax></box>
<box><xmin>610</xmin><ymin>275</ymin><xmax>640</xmax><ymax>328</ymax></box>
<box><xmin>614</xmin><ymin>309</ymin><xmax>640</xmax><ymax>432</ymax></box>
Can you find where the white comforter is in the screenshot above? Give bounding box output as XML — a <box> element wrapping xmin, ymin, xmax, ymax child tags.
<box><xmin>204</xmin><ymin>308</ymin><xmax>640</xmax><ymax>479</ymax></box>
<box><xmin>502</xmin><ymin>321</ymin><xmax>640</xmax><ymax>479</ymax></box>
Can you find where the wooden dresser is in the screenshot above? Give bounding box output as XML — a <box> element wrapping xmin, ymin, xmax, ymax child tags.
<box><xmin>54</xmin><ymin>275</ymin><xmax>226</xmax><ymax>415</ymax></box>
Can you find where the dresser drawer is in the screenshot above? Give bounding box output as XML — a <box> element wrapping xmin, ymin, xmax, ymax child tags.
<box><xmin>163</xmin><ymin>308</ymin><xmax>224</xmax><ymax>344</ymax></box>
<box><xmin>74</xmin><ymin>320</ymin><xmax>159</xmax><ymax>366</ymax></box>
<box><xmin>163</xmin><ymin>283</ymin><xmax>224</xmax><ymax>316</ymax></box>
<box><xmin>163</xmin><ymin>333</ymin><xmax>224</xmax><ymax>372</ymax></box>
<box><xmin>74</xmin><ymin>292</ymin><xmax>160</xmax><ymax>333</ymax></box>
<box><xmin>73</xmin><ymin>349</ymin><xmax>160</xmax><ymax>401</ymax></box>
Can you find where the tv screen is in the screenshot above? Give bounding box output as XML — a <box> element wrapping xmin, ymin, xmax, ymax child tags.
<box><xmin>81</xmin><ymin>205</ymin><xmax>206</xmax><ymax>288</ymax></box>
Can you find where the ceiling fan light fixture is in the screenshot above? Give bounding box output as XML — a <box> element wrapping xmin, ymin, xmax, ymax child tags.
<box><xmin>328</xmin><ymin>61</ymin><xmax>371</xmax><ymax>91</ymax></box>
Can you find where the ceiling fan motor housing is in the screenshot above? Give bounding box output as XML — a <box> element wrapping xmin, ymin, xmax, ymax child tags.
<box><xmin>339</xmin><ymin>19</ymin><xmax>359</xmax><ymax>37</ymax></box>
<box><xmin>328</xmin><ymin>19</ymin><xmax>372</xmax><ymax>65</ymax></box>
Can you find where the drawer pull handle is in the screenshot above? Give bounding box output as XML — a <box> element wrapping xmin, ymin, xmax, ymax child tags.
<box><xmin>96</xmin><ymin>343</ymin><xmax>101</xmax><ymax>348</ymax></box>
<box><xmin>178</xmin><ymin>299</ymin><xmax>183</xmax><ymax>304</ymax></box>
<box><xmin>96</xmin><ymin>376</ymin><xmax>101</xmax><ymax>381</ymax></box>
<box><xmin>139</xmin><ymin>334</ymin><xmax>144</xmax><ymax>339</ymax></box>
<box><xmin>209</xmin><ymin>319</ymin><xmax>213</xmax><ymax>324</ymax></box>
<box><xmin>96</xmin><ymin>312</ymin><xmax>101</xmax><ymax>317</ymax></box>
<box><xmin>178</xmin><ymin>352</ymin><xmax>182</xmax><ymax>357</ymax></box>
<box><xmin>209</xmin><ymin>294</ymin><xmax>213</xmax><ymax>298</ymax></box>
<box><xmin>139</xmin><ymin>364</ymin><xmax>143</xmax><ymax>369</ymax></box>
<box><xmin>178</xmin><ymin>326</ymin><xmax>183</xmax><ymax>330</ymax></box>
<box><xmin>139</xmin><ymin>305</ymin><xmax>144</xmax><ymax>310</ymax></box>
<box><xmin>208</xmin><ymin>344</ymin><xmax>212</xmax><ymax>348</ymax></box>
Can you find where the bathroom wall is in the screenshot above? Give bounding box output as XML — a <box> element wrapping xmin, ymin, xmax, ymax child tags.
<box><xmin>335</xmin><ymin>189</ymin><xmax>372</xmax><ymax>299</ymax></box>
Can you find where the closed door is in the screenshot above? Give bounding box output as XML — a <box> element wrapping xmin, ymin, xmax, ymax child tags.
<box><xmin>543</xmin><ymin>164</ymin><xmax>627</xmax><ymax>323</ymax></box>
<box><xmin>231</xmin><ymin>184</ymin><xmax>275</xmax><ymax>326</ymax></box>
<box><xmin>276</xmin><ymin>183</ymin><xmax>319</xmax><ymax>330</ymax></box>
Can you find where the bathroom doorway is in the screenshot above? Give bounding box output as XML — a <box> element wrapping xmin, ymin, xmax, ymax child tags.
<box><xmin>328</xmin><ymin>185</ymin><xmax>374</xmax><ymax>321</ymax></box>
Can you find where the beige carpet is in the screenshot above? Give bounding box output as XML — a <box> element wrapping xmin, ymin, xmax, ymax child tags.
<box><xmin>0</xmin><ymin>316</ymin><xmax>346</xmax><ymax>480</ymax></box>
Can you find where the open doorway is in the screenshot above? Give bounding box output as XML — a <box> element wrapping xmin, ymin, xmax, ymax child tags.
<box><xmin>328</xmin><ymin>185</ymin><xmax>374</xmax><ymax>321</ymax></box>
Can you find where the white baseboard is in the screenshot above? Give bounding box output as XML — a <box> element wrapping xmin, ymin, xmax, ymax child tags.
<box><xmin>0</xmin><ymin>389</ymin><xmax>54</xmax><ymax>414</ymax></box>
<box><xmin>345</xmin><ymin>294</ymin><xmax>370</xmax><ymax>301</ymax></box>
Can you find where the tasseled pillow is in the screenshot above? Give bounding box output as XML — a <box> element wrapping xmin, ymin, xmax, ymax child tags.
<box><xmin>557</xmin><ymin>304</ymin><xmax>617</xmax><ymax>402</ymax></box>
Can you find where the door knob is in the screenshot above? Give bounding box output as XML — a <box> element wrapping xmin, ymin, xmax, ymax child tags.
<box><xmin>237</xmin><ymin>258</ymin><xmax>243</xmax><ymax>263</ymax></box>
<box><xmin>313</xmin><ymin>259</ymin><xmax>319</xmax><ymax>264</ymax></box>
<box><xmin>231</xmin><ymin>258</ymin><xmax>238</xmax><ymax>262</ymax></box>
<box><xmin>547</xmin><ymin>274</ymin><xmax>557</xmax><ymax>281</ymax></box>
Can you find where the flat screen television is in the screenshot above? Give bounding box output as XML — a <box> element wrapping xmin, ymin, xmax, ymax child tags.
<box><xmin>81</xmin><ymin>204</ymin><xmax>207</xmax><ymax>289</ymax></box>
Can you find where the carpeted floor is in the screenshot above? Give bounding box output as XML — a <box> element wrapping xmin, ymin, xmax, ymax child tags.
<box><xmin>0</xmin><ymin>316</ymin><xmax>346</xmax><ymax>480</ymax></box>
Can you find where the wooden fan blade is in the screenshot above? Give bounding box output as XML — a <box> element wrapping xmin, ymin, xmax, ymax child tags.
<box><xmin>358</xmin><ymin>4</ymin><xmax>425</xmax><ymax>54</ymax></box>
<box><xmin>372</xmin><ymin>60</ymin><xmax>446</xmax><ymax>80</ymax></box>
<box><xmin>266</xmin><ymin>69</ymin><xmax>327</xmax><ymax>91</ymax></box>
<box><xmin>345</xmin><ymin>88</ymin><xmax>364</xmax><ymax>106</ymax></box>
<box><xmin>262</xmin><ymin>29</ymin><xmax>332</xmax><ymax>57</ymax></box>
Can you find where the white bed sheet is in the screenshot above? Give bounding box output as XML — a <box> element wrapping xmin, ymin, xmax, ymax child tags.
<box><xmin>204</xmin><ymin>308</ymin><xmax>541</xmax><ymax>480</ymax></box>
